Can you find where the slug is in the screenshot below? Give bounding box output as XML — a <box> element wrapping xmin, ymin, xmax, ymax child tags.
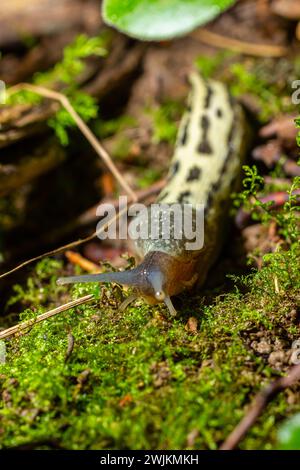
<box><xmin>57</xmin><ymin>71</ymin><xmax>248</xmax><ymax>315</ymax></box>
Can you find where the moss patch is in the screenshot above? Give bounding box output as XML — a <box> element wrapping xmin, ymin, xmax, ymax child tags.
<box><xmin>0</xmin><ymin>238</ymin><xmax>299</xmax><ymax>450</ymax></box>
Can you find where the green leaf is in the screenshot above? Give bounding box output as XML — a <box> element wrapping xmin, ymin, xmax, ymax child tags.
<box><xmin>102</xmin><ymin>0</ymin><xmax>236</xmax><ymax>41</ymax></box>
<box><xmin>278</xmin><ymin>414</ymin><xmax>300</xmax><ymax>450</ymax></box>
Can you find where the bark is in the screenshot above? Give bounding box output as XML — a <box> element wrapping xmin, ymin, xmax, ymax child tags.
<box><xmin>0</xmin><ymin>0</ymin><xmax>102</xmax><ymax>48</ymax></box>
<box><xmin>0</xmin><ymin>138</ymin><xmax>65</xmax><ymax>196</ymax></box>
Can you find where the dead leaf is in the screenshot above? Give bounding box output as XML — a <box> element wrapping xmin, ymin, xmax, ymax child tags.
<box><xmin>185</xmin><ymin>317</ymin><xmax>198</xmax><ymax>334</ymax></box>
<box><xmin>119</xmin><ymin>394</ymin><xmax>133</xmax><ymax>407</ymax></box>
<box><xmin>252</xmin><ymin>140</ymin><xmax>281</xmax><ymax>167</ymax></box>
<box><xmin>259</xmin><ymin>115</ymin><xmax>298</xmax><ymax>148</ymax></box>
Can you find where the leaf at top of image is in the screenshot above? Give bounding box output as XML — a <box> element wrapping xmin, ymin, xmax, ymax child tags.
<box><xmin>102</xmin><ymin>0</ymin><xmax>236</xmax><ymax>41</ymax></box>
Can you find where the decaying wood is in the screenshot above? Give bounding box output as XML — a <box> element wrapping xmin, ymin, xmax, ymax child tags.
<box><xmin>0</xmin><ymin>32</ymin><xmax>86</xmax><ymax>86</ymax></box>
<box><xmin>0</xmin><ymin>101</ymin><xmax>59</xmax><ymax>149</ymax></box>
<box><xmin>0</xmin><ymin>41</ymin><xmax>145</xmax><ymax>149</ymax></box>
<box><xmin>84</xmin><ymin>42</ymin><xmax>147</xmax><ymax>97</ymax></box>
<box><xmin>0</xmin><ymin>0</ymin><xmax>102</xmax><ymax>48</ymax></box>
<box><xmin>65</xmin><ymin>333</ymin><xmax>75</xmax><ymax>362</ymax></box>
<box><xmin>0</xmin><ymin>138</ymin><xmax>65</xmax><ymax>196</ymax></box>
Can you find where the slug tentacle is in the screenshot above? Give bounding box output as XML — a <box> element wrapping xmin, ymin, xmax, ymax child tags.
<box><xmin>119</xmin><ymin>294</ymin><xmax>138</xmax><ymax>312</ymax></box>
<box><xmin>57</xmin><ymin>269</ymin><xmax>141</xmax><ymax>286</ymax></box>
<box><xmin>164</xmin><ymin>296</ymin><xmax>177</xmax><ymax>317</ymax></box>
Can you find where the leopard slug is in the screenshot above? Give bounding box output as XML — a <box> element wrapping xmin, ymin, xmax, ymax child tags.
<box><xmin>57</xmin><ymin>71</ymin><xmax>248</xmax><ymax>315</ymax></box>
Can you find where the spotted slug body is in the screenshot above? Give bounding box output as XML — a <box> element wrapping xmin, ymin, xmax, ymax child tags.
<box><xmin>57</xmin><ymin>71</ymin><xmax>248</xmax><ymax>315</ymax></box>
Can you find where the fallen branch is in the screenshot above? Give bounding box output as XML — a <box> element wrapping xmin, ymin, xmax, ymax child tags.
<box><xmin>0</xmin><ymin>294</ymin><xmax>94</xmax><ymax>340</ymax></box>
<box><xmin>7</xmin><ymin>83</ymin><xmax>137</xmax><ymax>201</ymax></box>
<box><xmin>220</xmin><ymin>363</ymin><xmax>300</xmax><ymax>450</ymax></box>
<box><xmin>194</xmin><ymin>28</ymin><xmax>288</xmax><ymax>57</ymax></box>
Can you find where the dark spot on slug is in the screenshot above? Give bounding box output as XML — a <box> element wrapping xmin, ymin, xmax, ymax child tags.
<box><xmin>198</xmin><ymin>140</ymin><xmax>213</xmax><ymax>154</ymax></box>
<box><xmin>197</xmin><ymin>115</ymin><xmax>213</xmax><ymax>154</ymax></box>
<box><xmin>186</xmin><ymin>166</ymin><xmax>202</xmax><ymax>182</ymax></box>
<box><xmin>200</xmin><ymin>115</ymin><xmax>210</xmax><ymax>131</ymax></box>
<box><xmin>204</xmin><ymin>85</ymin><xmax>213</xmax><ymax>109</ymax></box>
<box><xmin>186</xmin><ymin>94</ymin><xmax>193</xmax><ymax>112</ymax></box>
<box><xmin>216</xmin><ymin>108</ymin><xmax>223</xmax><ymax>118</ymax></box>
<box><xmin>178</xmin><ymin>191</ymin><xmax>191</xmax><ymax>203</ymax></box>
<box><xmin>179</xmin><ymin>118</ymin><xmax>189</xmax><ymax>146</ymax></box>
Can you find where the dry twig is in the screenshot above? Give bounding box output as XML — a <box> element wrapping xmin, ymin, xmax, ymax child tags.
<box><xmin>0</xmin><ymin>294</ymin><xmax>94</xmax><ymax>340</ymax></box>
<box><xmin>65</xmin><ymin>250</ymin><xmax>101</xmax><ymax>273</ymax></box>
<box><xmin>194</xmin><ymin>28</ymin><xmax>288</xmax><ymax>57</ymax></box>
<box><xmin>64</xmin><ymin>332</ymin><xmax>75</xmax><ymax>362</ymax></box>
<box><xmin>7</xmin><ymin>83</ymin><xmax>137</xmax><ymax>201</ymax></box>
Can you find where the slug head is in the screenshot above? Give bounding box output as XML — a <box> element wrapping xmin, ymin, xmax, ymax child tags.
<box><xmin>57</xmin><ymin>251</ymin><xmax>198</xmax><ymax>316</ymax></box>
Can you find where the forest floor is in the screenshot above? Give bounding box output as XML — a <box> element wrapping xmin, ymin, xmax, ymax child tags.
<box><xmin>0</xmin><ymin>0</ymin><xmax>300</xmax><ymax>450</ymax></box>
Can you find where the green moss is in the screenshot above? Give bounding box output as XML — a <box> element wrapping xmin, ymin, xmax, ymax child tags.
<box><xmin>109</xmin><ymin>135</ymin><xmax>133</xmax><ymax>161</ymax></box>
<box><xmin>1</xmin><ymin>167</ymin><xmax>300</xmax><ymax>449</ymax></box>
<box><xmin>195</xmin><ymin>50</ymin><xmax>234</xmax><ymax>79</ymax></box>
<box><xmin>146</xmin><ymin>101</ymin><xmax>184</xmax><ymax>145</ymax></box>
<box><xmin>95</xmin><ymin>115</ymin><xmax>138</xmax><ymax>139</ymax></box>
<box><xmin>1</xmin><ymin>225</ymin><xmax>299</xmax><ymax>450</ymax></box>
<box><xmin>0</xmin><ymin>115</ymin><xmax>299</xmax><ymax>449</ymax></box>
<box><xmin>136</xmin><ymin>169</ymin><xmax>161</xmax><ymax>189</ymax></box>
